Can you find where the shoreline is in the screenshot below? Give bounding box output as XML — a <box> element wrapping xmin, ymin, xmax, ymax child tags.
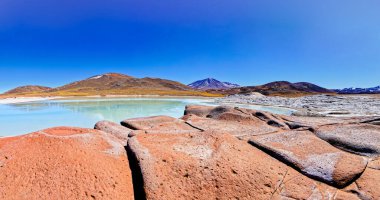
<box><xmin>0</xmin><ymin>95</ymin><xmax>219</xmax><ymax>104</ymax></box>
<box><xmin>0</xmin><ymin>97</ymin><xmax>59</xmax><ymax>104</ymax></box>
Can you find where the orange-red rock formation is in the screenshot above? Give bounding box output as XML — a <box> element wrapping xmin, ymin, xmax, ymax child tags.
<box><xmin>1</xmin><ymin>105</ymin><xmax>379</xmax><ymax>199</ymax></box>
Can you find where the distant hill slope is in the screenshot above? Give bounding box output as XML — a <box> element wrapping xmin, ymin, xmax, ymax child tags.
<box><xmin>335</xmin><ymin>86</ymin><xmax>380</xmax><ymax>94</ymax></box>
<box><xmin>51</xmin><ymin>73</ymin><xmax>192</xmax><ymax>93</ymax></box>
<box><xmin>256</xmin><ymin>81</ymin><xmax>334</xmax><ymax>94</ymax></box>
<box><xmin>207</xmin><ymin>81</ymin><xmax>334</xmax><ymax>97</ymax></box>
<box><xmin>4</xmin><ymin>85</ymin><xmax>52</xmax><ymax>95</ymax></box>
<box><xmin>1</xmin><ymin>73</ymin><xmax>220</xmax><ymax>97</ymax></box>
<box><xmin>188</xmin><ymin>78</ymin><xmax>240</xmax><ymax>90</ymax></box>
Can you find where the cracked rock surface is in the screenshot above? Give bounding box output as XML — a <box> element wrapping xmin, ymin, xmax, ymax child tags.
<box><xmin>249</xmin><ymin>130</ymin><xmax>367</xmax><ymax>187</ymax></box>
<box><xmin>315</xmin><ymin>124</ymin><xmax>380</xmax><ymax>157</ymax></box>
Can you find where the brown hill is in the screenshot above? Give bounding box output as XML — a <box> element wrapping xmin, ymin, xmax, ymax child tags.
<box><xmin>207</xmin><ymin>81</ymin><xmax>335</xmax><ymax>97</ymax></box>
<box><xmin>49</xmin><ymin>73</ymin><xmax>197</xmax><ymax>95</ymax></box>
<box><xmin>4</xmin><ymin>85</ymin><xmax>52</xmax><ymax>95</ymax></box>
<box><xmin>253</xmin><ymin>81</ymin><xmax>334</xmax><ymax>95</ymax></box>
<box><xmin>2</xmin><ymin>73</ymin><xmax>219</xmax><ymax>97</ymax></box>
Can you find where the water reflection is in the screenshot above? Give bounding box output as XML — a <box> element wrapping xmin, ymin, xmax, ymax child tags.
<box><xmin>0</xmin><ymin>98</ymin><xmax>212</xmax><ymax>136</ymax></box>
<box><xmin>0</xmin><ymin>98</ymin><xmax>293</xmax><ymax>136</ymax></box>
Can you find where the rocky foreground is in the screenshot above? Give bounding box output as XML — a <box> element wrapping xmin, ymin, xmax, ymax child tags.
<box><xmin>0</xmin><ymin>105</ymin><xmax>380</xmax><ymax>199</ymax></box>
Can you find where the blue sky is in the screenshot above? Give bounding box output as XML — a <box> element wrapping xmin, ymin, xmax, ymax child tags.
<box><xmin>0</xmin><ymin>0</ymin><xmax>379</xmax><ymax>92</ymax></box>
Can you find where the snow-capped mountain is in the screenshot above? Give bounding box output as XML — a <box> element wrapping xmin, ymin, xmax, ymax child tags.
<box><xmin>335</xmin><ymin>86</ymin><xmax>380</xmax><ymax>94</ymax></box>
<box><xmin>188</xmin><ymin>78</ymin><xmax>240</xmax><ymax>90</ymax></box>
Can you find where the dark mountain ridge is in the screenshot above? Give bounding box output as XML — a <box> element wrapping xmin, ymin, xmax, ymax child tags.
<box><xmin>335</xmin><ymin>85</ymin><xmax>380</xmax><ymax>94</ymax></box>
<box><xmin>188</xmin><ymin>78</ymin><xmax>240</xmax><ymax>90</ymax></box>
<box><xmin>206</xmin><ymin>81</ymin><xmax>334</xmax><ymax>97</ymax></box>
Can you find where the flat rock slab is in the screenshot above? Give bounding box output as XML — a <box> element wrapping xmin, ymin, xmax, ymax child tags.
<box><xmin>127</xmin><ymin>131</ymin><xmax>343</xmax><ymax>199</ymax></box>
<box><xmin>344</xmin><ymin>167</ymin><xmax>380</xmax><ymax>200</ymax></box>
<box><xmin>315</xmin><ymin>124</ymin><xmax>380</xmax><ymax>157</ymax></box>
<box><xmin>368</xmin><ymin>157</ymin><xmax>380</xmax><ymax>170</ymax></box>
<box><xmin>183</xmin><ymin>114</ymin><xmax>279</xmax><ymax>138</ymax></box>
<box><xmin>95</xmin><ymin>120</ymin><xmax>132</xmax><ymax>145</ymax></box>
<box><xmin>281</xmin><ymin>115</ymin><xmax>348</xmax><ymax>128</ymax></box>
<box><xmin>184</xmin><ymin>105</ymin><xmax>215</xmax><ymax>117</ymax></box>
<box><xmin>185</xmin><ymin>105</ymin><xmax>289</xmax><ymax>129</ymax></box>
<box><xmin>272</xmin><ymin>168</ymin><xmax>338</xmax><ymax>200</ymax></box>
<box><xmin>360</xmin><ymin>117</ymin><xmax>380</xmax><ymax>126</ymax></box>
<box><xmin>121</xmin><ymin>115</ymin><xmax>200</xmax><ymax>134</ymax></box>
<box><xmin>0</xmin><ymin>127</ymin><xmax>134</xmax><ymax>199</ymax></box>
<box><xmin>249</xmin><ymin>131</ymin><xmax>368</xmax><ymax>187</ymax></box>
<box><xmin>127</xmin><ymin>131</ymin><xmax>295</xmax><ymax>199</ymax></box>
<box><xmin>354</xmin><ymin>168</ymin><xmax>380</xmax><ymax>199</ymax></box>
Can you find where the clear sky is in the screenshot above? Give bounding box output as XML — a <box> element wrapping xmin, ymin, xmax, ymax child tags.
<box><xmin>0</xmin><ymin>0</ymin><xmax>379</xmax><ymax>92</ymax></box>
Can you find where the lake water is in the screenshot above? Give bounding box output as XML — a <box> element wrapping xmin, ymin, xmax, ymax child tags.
<box><xmin>0</xmin><ymin>98</ymin><xmax>293</xmax><ymax>136</ymax></box>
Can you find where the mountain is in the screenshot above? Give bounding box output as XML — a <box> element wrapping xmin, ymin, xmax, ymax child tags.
<box><xmin>245</xmin><ymin>81</ymin><xmax>334</xmax><ymax>96</ymax></box>
<box><xmin>207</xmin><ymin>81</ymin><xmax>334</xmax><ymax>97</ymax></box>
<box><xmin>188</xmin><ymin>78</ymin><xmax>240</xmax><ymax>90</ymax></box>
<box><xmin>1</xmin><ymin>73</ymin><xmax>220</xmax><ymax>97</ymax></box>
<box><xmin>51</xmin><ymin>73</ymin><xmax>191</xmax><ymax>93</ymax></box>
<box><xmin>4</xmin><ymin>85</ymin><xmax>52</xmax><ymax>95</ymax></box>
<box><xmin>335</xmin><ymin>86</ymin><xmax>380</xmax><ymax>94</ymax></box>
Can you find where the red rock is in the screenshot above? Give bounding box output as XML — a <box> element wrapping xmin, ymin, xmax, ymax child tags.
<box><xmin>182</xmin><ymin>114</ymin><xmax>279</xmax><ymax>139</ymax></box>
<box><xmin>207</xmin><ymin>106</ymin><xmax>254</xmax><ymax>120</ymax></box>
<box><xmin>1</xmin><ymin>106</ymin><xmax>379</xmax><ymax>199</ymax></box>
<box><xmin>127</xmin><ymin>131</ymin><xmax>340</xmax><ymax>199</ymax></box>
<box><xmin>184</xmin><ymin>105</ymin><xmax>215</xmax><ymax>117</ymax></box>
<box><xmin>186</xmin><ymin>105</ymin><xmax>290</xmax><ymax>130</ymax></box>
<box><xmin>334</xmin><ymin>191</ymin><xmax>361</xmax><ymax>200</ymax></box>
<box><xmin>94</xmin><ymin>120</ymin><xmax>132</xmax><ymax>145</ymax></box>
<box><xmin>354</xmin><ymin>168</ymin><xmax>380</xmax><ymax>199</ymax></box>
<box><xmin>272</xmin><ymin>169</ymin><xmax>337</xmax><ymax>200</ymax></box>
<box><xmin>121</xmin><ymin>115</ymin><xmax>199</xmax><ymax>134</ymax></box>
<box><xmin>0</xmin><ymin>127</ymin><xmax>134</xmax><ymax>199</ymax></box>
<box><xmin>368</xmin><ymin>157</ymin><xmax>380</xmax><ymax>170</ymax></box>
<box><xmin>249</xmin><ymin>130</ymin><xmax>367</xmax><ymax>187</ymax></box>
<box><xmin>127</xmin><ymin>131</ymin><xmax>288</xmax><ymax>199</ymax></box>
<box><xmin>281</xmin><ymin>115</ymin><xmax>348</xmax><ymax>128</ymax></box>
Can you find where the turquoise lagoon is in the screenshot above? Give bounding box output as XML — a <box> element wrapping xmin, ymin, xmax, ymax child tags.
<box><xmin>0</xmin><ymin>98</ymin><xmax>293</xmax><ymax>136</ymax></box>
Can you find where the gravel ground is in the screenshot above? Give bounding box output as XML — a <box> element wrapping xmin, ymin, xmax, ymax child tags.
<box><xmin>216</xmin><ymin>93</ymin><xmax>380</xmax><ymax>117</ymax></box>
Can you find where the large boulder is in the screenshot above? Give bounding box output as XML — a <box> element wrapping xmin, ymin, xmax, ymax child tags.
<box><xmin>0</xmin><ymin>127</ymin><xmax>134</xmax><ymax>200</ymax></box>
<box><xmin>315</xmin><ymin>124</ymin><xmax>380</xmax><ymax>157</ymax></box>
<box><xmin>184</xmin><ymin>105</ymin><xmax>215</xmax><ymax>117</ymax></box>
<box><xmin>185</xmin><ymin>105</ymin><xmax>289</xmax><ymax>129</ymax></box>
<box><xmin>127</xmin><ymin>131</ymin><xmax>338</xmax><ymax>199</ymax></box>
<box><xmin>182</xmin><ymin>114</ymin><xmax>279</xmax><ymax>139</ymax></box>
<box><xmin>95</xmin><ymin>120</ymin><xmax>132</xmax><ymax>145</ymax></box>
<box><xmin>250</xmin><ymin>110</ymin><xmax>289</xmax><ymax>128</ymax></box>
<box><xmin>249</xmin><ymin>130</ymin><xmax>368</xmax><ymax>187</ymax></box>
<box><xmin>121</xmin><ymin>115</ymin><xmax>199</xmax><ymax>134</ymax></box>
